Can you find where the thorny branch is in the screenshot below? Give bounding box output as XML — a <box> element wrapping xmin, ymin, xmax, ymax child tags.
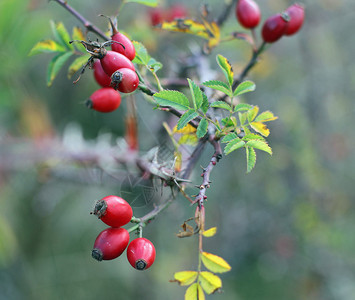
<box><xmin>40</xmin><ymin>0</ymin><xmax>262</xmax><ymax>229</ymax></box>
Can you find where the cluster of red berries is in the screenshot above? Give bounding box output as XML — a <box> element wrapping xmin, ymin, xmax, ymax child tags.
<box><xmin>235</xmin><ymin>0</ymin><xmax>305</xmax><ymax>43</ymax></box>
<box><xmin>91</xmin><ymin>195</ymin><xmax>156</xmax><ymax>271</ymax></box>
<box><xmin>148</xmin><ymin>4</ymin><xmax>188</xmax><ymax>26</ymax></box>
<box><xmin>82</xmin><ymin>19</ymin><xmax>139</xmax><ymax>113</ymax></box>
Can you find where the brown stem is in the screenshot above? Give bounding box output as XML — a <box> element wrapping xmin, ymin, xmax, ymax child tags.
<box><xmin>52</xmin><ymin>0</ymin><xmax>109</xmax><ymax>41</ymax></box>
<box><xmin>217</xmin><ymin>0</ymin><xmax>238</xmax><ymax>26</ymax></box>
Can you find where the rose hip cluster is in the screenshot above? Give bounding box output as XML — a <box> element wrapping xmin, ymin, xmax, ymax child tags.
<box><xmin>235</xmin><ymin>0</ymin><xmax>305</xmax><ymax>43</ymax></box>
<box><xmin>76</xmin><ymin>19</ymin><xmax>139</xmax><ymax>113</ymax></box>
<box><xmin>91</xmin><ymin>195</ymin><xmax>156</xmax><ymax>271</ymax></box>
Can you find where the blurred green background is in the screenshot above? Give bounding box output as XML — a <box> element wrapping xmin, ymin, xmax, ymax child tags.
<box><xmin>1</xmin><ymin>0</ymin><xmax>355</xmax><ymax>299</ymax></box>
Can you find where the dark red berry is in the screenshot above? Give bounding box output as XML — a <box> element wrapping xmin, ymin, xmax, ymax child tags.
<box><xmin>93</xmin><ymin>195</ymin><xmax>133</xmax><ymax>227</ymax></box>
<box><xmin>111</xmin><ymin>32</ymin><xmax>136</xmax><ymax>61</ymax></box>
<box><xmin>127</xmin><ymin>238</ymin><xmax>156</xmax><ymax>270</ymax></box>
<box><xmin>236</xmin><ymin>0</ymin><xmax>261</xmax><ymax>29</ymax></box>
<box><xmin>261</xmin><ymin>13</ymin><xmax>289</xmax><ymax>43</ymax></box>
<box><xmin>111</xmin><ymin>68</ymin><xmax>139</xmax><ymax>93</ymax></box>
<box><xmin>149</xmin><ymin>8</ymin><xmax>164</xmax><ymax>26</ymax></box>
<box><xmin>92</xmin><ymin>227</ymin><xmax>130</xmax><ymax>261</ymax></box>
<box><xmin>284</xmin><ymin>3</ymin><xmax>305</xmax><ymax>36</ymax></box>
<box><xmin>86</xmin><ymin>88</ymin><xmax>121</xmax><ymax>113</ymax></box>
<box><xmin>166</xmin><ymin>4</ymin><xmax>187</xmax><ymax>21</ymax></box>
<box><xmin>93</xmin><ymin>60</ymin><xmax>111</xmax><ymax>87</ymax></box>
<box><xmin>100</xmin><ymin>51</ymin><xmax>135</xmax><ymax>77</ymax></box>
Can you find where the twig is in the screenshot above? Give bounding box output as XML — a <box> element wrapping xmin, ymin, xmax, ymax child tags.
<box><xmin>52</xmin><ymin>0</ymin><xmax>109</xmax><ymax>41</ymax></box>
<box><xmin>217</xmin><ymin>0</ymin><xmax>238</xmax><ymax>26</ymax></box>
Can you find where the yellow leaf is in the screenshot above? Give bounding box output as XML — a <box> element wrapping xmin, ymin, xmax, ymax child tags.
<box><xmin>185</xmin><ymin>283</ymin><xmax>205</xmax><ymax>300</ymax></box>
<box><xmin>174</xmin><ymin>151</ymin><xmax>182</xmax><ymax>173</ymax></box>
<box><xmin>29</xmin><ymin>40</ymin><xmax>66</xmax><ymax>56</ymax></box>
<box><xmin>199</xmin><ymin>271</ymin><xmax>222</xmax><ymax>294</ymax></box>
<box><xmin>250</xmin><ymin>122</ymin><xmax>270</xmax><ymax>137</ymax></box>
<box><xmin>201</xmin><ymin>252</ymin><xmax>231</xmax><ymax>273</ymax></box>
<box><xmin>160</xmin><ymin>18</ymin><xmax>220</xmax><ymax>51</ymax></box>
<box><xmin>174</xmin><ymin>124</ymin><xmax>197</xmax><ymax>134</ymax></box>
<box><xmin>173</xmin><ymin>271</ymin><xmax>198</xmax><ymax>286</ymax></box>
<box><xmin>247</xmin><ymin>105</ymin><xmax>259</xmax><ymax>122</ymax></box>
<box><xmin>202</xmin><ymin>227</ymin><xmax>217</xmax><ymax>237</ymax></box>
<box><xmin>178</xmin><ymin>135</ymin><xmax>198</xmax><ymax>146</ymax></box>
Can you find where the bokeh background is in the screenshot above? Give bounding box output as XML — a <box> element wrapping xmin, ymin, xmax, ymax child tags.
<box><xmin>1</xmin><ymin>0</ymin><xmax>355</xmax><ymax>299</ymax></box>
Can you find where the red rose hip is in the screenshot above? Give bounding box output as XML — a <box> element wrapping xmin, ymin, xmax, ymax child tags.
<box><xmin>92</xmin><ymin>227</ymin><xmax>130</xmax><ymax>261</ymax></box>
<box><xmin>93</xmin><ymin>195</ymin><xmax>133</xmax><ymax>227</ymax></box>
<box><xmin>261</xmin><ymin>13</ymin><xmax>289</xmax><ymax>43</ymax></box>
<box><xmin>93</xmin><ymin>60</ymin><xmax>111</xmax><ymax>87</ymax></box>
<box><xmin>127</xmin><ymin>238</ymin><xmax>156</xmax><ymax>270</ymax></box>
<box><xmin>100</xmin><ymin>51</ymin><xmax>135</xmax><ymax>77</ymax></box>
<box><xmin>236</xmin><ymin>0</ymin><xmax>261</xmax><ymax>29</ymax></box>
<box><xmin>86</xmin><ymin>88</ymin><xmax>121</xmax><ymax>113</ymax></box>
<box><xmin>111</xmin><ymin>32</ymin><xmax>136</xmax><ymax>61</ymax></box>
<box><xmin>111</xmin><ymin>68</ymin><xmax>139</xmax><ymax>93</ymax></box>
<box><xmin>284</xmin><ymin>3</ymin><xmax>305</xmax><ymax>36</ymax></box>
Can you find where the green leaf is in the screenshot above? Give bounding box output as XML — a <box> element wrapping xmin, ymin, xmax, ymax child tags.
<box><xmin>147</xmin><ymin>57</ymin><xmax>162</xmax><ymax>72</ymax></box>
<box><xmin>247</xmin><ymin>106</ymin><xmax>259</xmax><ymax>122</ymax></box>
<box><xmin>185</xmin><ymin>283</ymin><xmax>205</xmax><ymax>300</ymax></box>
<box><xmin>201</xmin><ymin>252</ymin><xmax>231</xmax><ymax>273</ymax></box>
<box><xmin>246</xmin><ymin>146</ymin><xmax>256</xmax><ymax>173</ymax></box>
<box><xmin>196</xmin><ymin>118</ymin><xmax>208</xmax><ymax>138</ymax></box>
<box><xmin>132</xmin><ymin>41</ymin><xmax>150</xmax><ymax>65</ymax></box>
<box><xmin>216</xmin><ymin>54</ymin><xmax>234</xmax><ymax>87</ymax></box>
<box><xmin>224</xmin><ymin>139</ymin><xmax>245</xmax><ymax>155</ymax></box>
<box><xmin>255</xmin><ymin>110</ymin><xmax>278</xmax><ymax>122</ymax></box>
<box><xmin>210</xmin><ymin>101</ymin><xmax>232</xmax><ymax>111</ymax></box>
<box><xmin>203</xmin><ymin>80</ymin><xmax>232</xmax><ymax>97</ymax></box>
<box><xmin>234</xmin><ymin>103</ymin><xmax>253</xmax><ymax>112</ymax></box>
<box><xmin>177</xmin><ymin>110</ymin><xmax>199</xmax><ymax>130</ymax></box>
<box><xmin>238</xmin><ymin>112</ymin><xmax>247</xmax><ymax>126</ymax></box>
<box><xmin>154</xmin><ymin>90</ymin><xmax>190</xmax><ymax>111</ymax></box>
<box><xmin>199</xmin><ymin>272</ymin><xmax>222</xmax><ymax>294</ymax></box>
<box><xmin>50</xmin><ymin>21</ymin><xmax>73</xmax><ymax>50</ymax></box>
<box><xmin>200</xmin><ymin>93</ymin><xmax>209</xmax><ymax>115</ymax></box>
<box><xmin>47</xmin><ymin>52</ymin><xmax>73</xmax><ymax>86</ymax></box>
<box><xmin>29</xmin><ymin>40</ymin><xmax>66</xmax><ymax>56</ymax></box>
<box><xmin>221</xmin><ymin>133</ymin><xmax>238</xmax><ymax>143</ymax></box>
<box><xmin>67</xmin><ymin>54</ymin><xmax>91</xmax><ymax>79</ymax></box>
<box><xmin>174</xmin><ymin>271</ymin><xmax>198</xmax><ymax>286</ymax></box>
<box><xmin>246</xmin><ymin>140</ymin><xmax>272</xmax><ymax>155</ymax></box>
<box><xmin>202</xmin><ymin>227</ymin><xmax>217</xmax><ymax>238</ymax></box>
<box><xmin>243</xmin><ymin>133</ymin><xmax>265</xmax><ymax>141</ymax></box>
<box><xmin>188</xmin><ymin>79</ymin><xmax>203</xmax><ymax>110</ymax></box>
<box><xmin>233</xmin><ymin>80</ymin><xmax>256</xmax><ymax>97</ymax></box>
<box><xmin>124</xmin><ymin>0</ymin><xmax>158</xmax><ymax>7</ymax></box>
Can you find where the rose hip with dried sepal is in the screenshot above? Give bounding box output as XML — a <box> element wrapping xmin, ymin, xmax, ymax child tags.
<box><xmin>92</xmin><ymin>195</ymin><xmax>133</xmax><ymax>228</ymax></box>
<box><xmin>86</xmin><ymin>87</ymin><xmax>121</xmax><ymax>113</ymax></box>
<box><xmin>92</xmin><ymin>227</ymin><xmax>130</xmax><ymax>261</ymax></box>
<box><xmin>261</xmin><ymin>12</ymin><xmax>290</xmax><ymax>43</ymax></box>
<box><xmin>111</xmin><ymin>68</ymin><xmax>139</xmax><ymax>93</ymax></box>
<box><xmin>284</xmin><ymin>3</ymin><xmax>305</xmax><ymax>36</ymax></box>
<box><xmin>100</xmin><ymin>15</ymin><xmax>136</xmax><ymax>61</ymax></box>
<box><xmin>126</xmin><ymin>238</ymin><xmax>156</xmax><ymax>270</ymax></box>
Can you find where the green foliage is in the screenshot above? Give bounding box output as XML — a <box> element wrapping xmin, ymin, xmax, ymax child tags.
<box><xmin>132</xmin><ymin>41</ymin><xmax>162</xmax><ymax>73</ymax></box>
<box><xmin>29</xmin><ymin>21</ymin><xmax>88</xmax><ymax>86</ymax></box>
<box><xmin>153</xmin><ymin>54</ymin><xmax>277</xmax><ymax>172</ymax></box>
